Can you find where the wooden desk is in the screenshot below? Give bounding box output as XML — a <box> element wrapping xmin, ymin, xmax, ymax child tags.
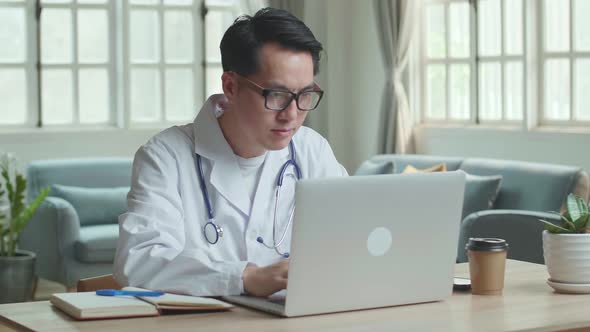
<box><xmin>1</xmin><ymin>260</ymin><xmax>589</xmax><ymax>332</ymax></box>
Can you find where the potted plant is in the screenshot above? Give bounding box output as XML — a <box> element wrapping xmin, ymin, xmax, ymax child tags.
<box><xmin>0</xmin><ymin>153</ymin><xmax>50</xmax><ymax>303</ymax></box>
<box><xmin>540</xmin><ymin>193</ymin><xmax>590</xmax><ymax>293</ymax></box>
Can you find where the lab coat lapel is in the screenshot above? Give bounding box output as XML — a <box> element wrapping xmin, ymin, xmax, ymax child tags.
<box><xmin>193</xmin><ymin>95</ymin><xmax>250</xmax><ymax>216</ymax></box>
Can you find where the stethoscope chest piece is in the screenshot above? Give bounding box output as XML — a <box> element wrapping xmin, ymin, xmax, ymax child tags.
<box><xmin>204</xmin><ymin>221</ymin><xmax>223</xmax><ymax>244</ymax></box>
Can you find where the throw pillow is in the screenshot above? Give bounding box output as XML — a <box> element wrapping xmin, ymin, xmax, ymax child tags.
<box><xmin>50</xmin><ymin>185</ymin><xmax>129</xmax><ymax>226</ymax></box>
<box><xmin>402</xmin><ymin>163</ymin><xmax>447</xmax><ymax>174</ymax></box>
<box><xmin>462</xmin><ymin>174</ymin><xmax>503</xmax><ymax>219</ymax></box>
<box><xmin>354</xmin><ymin>160</ymin><xmax>395</xmax><ymax>176</ymax></box>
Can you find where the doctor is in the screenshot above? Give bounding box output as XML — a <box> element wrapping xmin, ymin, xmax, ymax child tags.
<box><xmin>114</xmin><ymin>8</ymin><xmax>347</xmax><ymax>297</ymax></box>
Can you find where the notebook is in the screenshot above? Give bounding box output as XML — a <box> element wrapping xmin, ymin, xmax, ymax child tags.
<box><xmin>50</xmin><ymin>287</ymin><xmax>234</xmax><ymax>320</ymax></box>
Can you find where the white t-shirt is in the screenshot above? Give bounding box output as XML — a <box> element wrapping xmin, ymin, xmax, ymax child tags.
<box><xmin>235</xmin><ymin>152</ymin><xmax>267</xmax><ymax>214</ymax></box>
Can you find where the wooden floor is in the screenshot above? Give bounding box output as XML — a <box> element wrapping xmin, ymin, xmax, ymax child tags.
<box><xmin>34</xmin><ymin>279</ymin><xmax>66</xmax><ymax>301</ymax></box>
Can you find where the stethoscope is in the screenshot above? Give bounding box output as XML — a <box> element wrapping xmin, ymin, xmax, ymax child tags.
<box><xmin>196</xmin><ymin>141</ymin><xmax>302</xmax><ymax>258</ymax></box>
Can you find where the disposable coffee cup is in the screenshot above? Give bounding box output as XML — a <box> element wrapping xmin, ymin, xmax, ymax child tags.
<box><xmin>466</xmin><ymin>238</ymin><xmax>508</xmax><ymax>295</ymax></box>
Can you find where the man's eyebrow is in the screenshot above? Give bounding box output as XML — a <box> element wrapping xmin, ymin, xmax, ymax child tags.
<box><xmin>266</xmin><ymin>81</ymin><xmax>316</xmax><ymax>91</ymax></box>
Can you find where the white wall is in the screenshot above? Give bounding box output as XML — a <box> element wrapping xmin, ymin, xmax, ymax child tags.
<box><xmin>306</xmin><ymin>0</ymin><xmax>386</xmax><ymax>173</ymax></box>
<box><xmin>415</xmin><ymin>126</ymin><xmax>590</xmax><ymax>171</ymax></box>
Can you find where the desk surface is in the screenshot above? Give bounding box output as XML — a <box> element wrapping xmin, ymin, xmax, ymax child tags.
<box><xmin>1</xmin><ymin>260</ymin><xmax>589</xmax><ymax>332</ymax></box>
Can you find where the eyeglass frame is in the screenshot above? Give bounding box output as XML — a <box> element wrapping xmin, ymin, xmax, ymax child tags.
<box><xmin>235</xmin><ymin>73</ymin><xmax>324</xmax><ymax>112</ymax></box>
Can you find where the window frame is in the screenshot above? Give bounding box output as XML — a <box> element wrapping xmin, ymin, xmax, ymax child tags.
<box><xmin>123</xmin><ymin>0</ymin><xmax>203</xmax><ymax>128</ymax></box>
<box><xmin>418</xmin><ymin>0</ymin><xmax>528</xmax><ymax>127</ymax></box>
<box><xmin>538</xmin><ymin>0</ymin><xmax>590</xmax><ymax>127</ymax></box>
<box><xmin>0</xmin><ymin>0</ymin><xmax>39</xmax><ymax>129</ymax></box>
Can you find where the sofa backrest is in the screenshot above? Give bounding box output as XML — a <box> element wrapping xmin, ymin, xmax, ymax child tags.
<box><xmin>356</xmin><ymin>154</ymin><xmax>589</xmax><ymax>212</ymax></box>
<box><xmin>459</xmin><ymin>158</ymin><xmax>588</xmax><ymax>212</ymax></box>
<box><xmin>27</xmin><ymin>158</ymin><xmax>133</xmax><ymax>201</ymax></box>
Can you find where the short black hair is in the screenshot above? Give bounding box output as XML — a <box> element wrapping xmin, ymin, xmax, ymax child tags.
<box><xmin>220</xmin><ymin>7</ymin><xmax>323</xmax><ymax>77</ymax></box>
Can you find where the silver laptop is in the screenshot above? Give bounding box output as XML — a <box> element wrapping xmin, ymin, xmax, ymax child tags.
<box><xmin>222</xmin><ymin>171</ymin><xmax>466</xmax><ymax>317</ymax></box>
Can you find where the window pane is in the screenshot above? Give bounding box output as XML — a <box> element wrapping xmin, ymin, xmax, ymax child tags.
<box><xmin>449</xmin><ymin>64</ymin><xmax>470</xmax><ymax>120</ymax></box>
<box><xmin>78</xmin><ymin>9</ymin><xmax>109</xmax><ymax>63</ymax></box>
<box><xmin>41</xmin><ymin>9</ymin><xmax>72</xmax><ymax>63</ymax></box>
<box><xmin>164</xmin><ymin>0</ymin><xmax>193</xmax><ymax>4</ymax></box>
<box><xmin>426</xmin><ymin>4</ymin><xmax>446</xmax><ymax>58</ymax></box>
<box><xmin>575</xmin><ymin>59</ymin><xmax>590</xmax><ymax>120</ymax></box>
<box><xmin>165</xmin><ymin>69</ymin><xmax>194</xmax><ymax>121</ymax></box>
<box><xmin>79</xmin><ymin>68</ymin><xmax>110</xmax><ymax>124</ymax></box>
<box><xmin>479</xmin><ymin>62</ymin><xmax>502</xmax><ymax>120</ymax></box>
<box><xmin>42</xmin><ymin>69</ymin><xmax>73</xmax><ymax>125</ymax></box>
<box><xmin>544</xmin><ymin>59</ymin><xmax>570</xmax><ymax>120</ymax></box>
<box><xmin>130</xmin><ymin>10</ymin><xmax>159</xmax><ymax>63</ymax></box>
<box><xmin>449</xmin><ymin>2</ymin><xmax>470</xmax><ymax>58</ymax></box>
<box><xmin>0</xmin><ymin>8</ymin><xmax>26</xmax><ymax>62</ymax></box>
<box><xmin>504</xmin><ymin>61</ymin><xmax>523</xmax><ymax>120</ymax></box>
<box><xmin>544</xmin><ymin>0</ymin><xmax>570</xmax><ymax>52</ymax></box>
<box><xmin>426</xmin><ymin>64</ymin><xmax>446</xmax><ymax>119</ymax></box>
<box><xmin>504</xmin><ymin>0</ymin><xmax>523</xmax><ymax>55</ymax></box>
<box><xmin>164</xmin><ymin>10</ymin><xmax>193</xmax><ymax>63</ymax></box>
<box><xmin>130</xmin><ymin>0</ymin><xmax>158</xmax><ymax>4</ymax></box>
<box><xmin>478</xmin><ymin>0</ymin><xmax>501</xmax><ymax>56</ymax></box>
<box><xmin>206</xmin><ymin>66</ymin><xmax>223</xmax><ymax>97</ymax></box>
<box><xmin>574</xmin><ymin>0</ymin><xmax>590</xmax><ymax>51</ymax></box>
<box><xmin>0</xmin><ymin>69</ymin><xmax>26</xmax><ymax>124</ymax></box>
<box><xmin>78</xmin><ymin>0</ymin><xmax>108</xmax><ymax>3</ymax></box>
<box><xmin>205</xmin><ymin>10</ymin><xmax>236</xmax><ymax>61</ymax></box>
<box><xmin>131</xmin><ymin>68</ymin><xmax>160</xmax><ymax>122</ymax></box>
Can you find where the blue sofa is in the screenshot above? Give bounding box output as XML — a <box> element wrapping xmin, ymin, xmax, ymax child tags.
<box><xmin>20</xmin><ymin>158</ymin><xmax>132</xmax><ymax>288</ymax></box>
<box><xmin>356</xmin><ymin>154</ymin><xmax>590</xmax><ymax>264</ymax></box>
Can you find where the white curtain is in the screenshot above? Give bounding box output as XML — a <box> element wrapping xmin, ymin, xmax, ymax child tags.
<box><xmin>267</xmin><ymin>0</ymin><xmax>304</xmax><ymax>19</ymax></box>
<box><xmin>375</xmin><ymin>0</ymin><xmax>417</xmax><ymax>154</ymax></box>
<box><xmin>239</xmin><ymin>0</ymin><xmax>269</xmax><ymax>15</ymax></box>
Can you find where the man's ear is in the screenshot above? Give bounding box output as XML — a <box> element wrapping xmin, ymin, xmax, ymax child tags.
<box><xmin>221</xmin><ymin>71</ymin><xmax>238</xmax><ymax>101</ymax></box>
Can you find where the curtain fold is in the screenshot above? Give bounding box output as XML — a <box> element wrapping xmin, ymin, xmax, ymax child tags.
<box><xmin>375</xmin><ymin>0</ymin><xmax>417</xmax><ymax>154</ymax></box>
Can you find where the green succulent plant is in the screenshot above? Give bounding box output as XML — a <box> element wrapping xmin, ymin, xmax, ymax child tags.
<box><xmin>0</xmin><ymin>153</ymin><xmax>50</xmax><ymax>256</ymax></box>
<box><xmin>540</xmin><ymin>193</ymin><xmax>590</xmax><ymax>234</ymax></box>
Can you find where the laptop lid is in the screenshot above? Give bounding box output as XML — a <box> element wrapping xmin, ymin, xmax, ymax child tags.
<box><xmin>284</xmin><ymin>171</ymin><xmax>465</xmax><ymax>317</ymax></box>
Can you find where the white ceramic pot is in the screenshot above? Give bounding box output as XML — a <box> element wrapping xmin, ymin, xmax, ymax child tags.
<box><xmin>543</xmin><ymin>230</ymin><xmax>590</xmax><ymax>284</ymax></box>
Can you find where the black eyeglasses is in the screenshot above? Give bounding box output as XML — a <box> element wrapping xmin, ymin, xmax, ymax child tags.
<box><xmin>238</xmin><ymin>75</ymin><xmax>324</xmax><ymax>111</ymax></box>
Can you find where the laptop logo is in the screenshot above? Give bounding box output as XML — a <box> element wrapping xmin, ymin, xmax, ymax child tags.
<box><xmin>367</xmin><ymin>227</ymin><xmax>392</xmax><ymax>256</ymax></box>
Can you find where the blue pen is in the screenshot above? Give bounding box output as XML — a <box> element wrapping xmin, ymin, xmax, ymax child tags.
<box><xmin>96</xmin><ymin>289</ymin><xmax>165</xmax><ymax>297</ymax></box>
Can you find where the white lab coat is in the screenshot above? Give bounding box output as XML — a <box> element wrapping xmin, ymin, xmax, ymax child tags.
<box><xmin>114</xmin><ymin>94</ymin><xmax>348</xmax><ymax>296</ymax></box>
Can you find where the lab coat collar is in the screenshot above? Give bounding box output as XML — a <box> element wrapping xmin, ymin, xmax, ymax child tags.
<box><xmin>192</xmin><ymin>94</ymin><xmax>290</xmax><ymax>217</ymax></box>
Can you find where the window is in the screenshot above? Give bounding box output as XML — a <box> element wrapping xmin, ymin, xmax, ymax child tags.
<box><xmin>0</xmin><ymin>0</ymin><xmax>36</xmax><ymax>127</ymax></box>
<box><xmin>541</xmin><ymin>0</ymin><xmax>590</xmax><ymax>124</ymax></box>
<box><xmin>0</xmin><ymin>0</ymin><xmax>256</xmax><ymax>129</ymax></box>
<box><xmin>419</xmin><ymin>0</ymin><xmax>529</xmax><ymax>125</ymax></box>
<box><xmin>125</xmin><ymin>0</ymin><xmax>201</xmax><ymax>124</ymax></box>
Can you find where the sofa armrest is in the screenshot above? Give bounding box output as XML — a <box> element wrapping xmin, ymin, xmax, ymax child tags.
<box><xmin>457</xmin><ymin>209</ymin><xmax>560</xmax><ymax>264</ymax></box>
<box><xmin>19</xmin><ymin>196</ymin><xmax>81</xmax><ymax>283</ymax></box>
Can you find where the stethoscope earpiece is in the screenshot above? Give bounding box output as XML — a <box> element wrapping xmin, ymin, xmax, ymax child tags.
<box><xmin>196</xmin><ymin>141</ymin><xmax>301</xmax><ymax>258</ymax></box>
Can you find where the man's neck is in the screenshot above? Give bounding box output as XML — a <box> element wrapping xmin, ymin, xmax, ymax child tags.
<box><xmin>217</xmin><ymin>113</ymin><xmax>266</xmax><ymax>159</ymax></box>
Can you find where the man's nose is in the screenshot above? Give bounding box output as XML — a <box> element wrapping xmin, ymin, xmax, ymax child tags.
<box><xmin>278</xmin><ymin>98</ymin><xmax>299</xmax><ymax>120</ymax></box>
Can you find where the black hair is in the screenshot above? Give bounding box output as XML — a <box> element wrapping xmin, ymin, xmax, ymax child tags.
<box><xmin>220</xmin><ymin>7</ymin><xmax>323</xmax><ymax>76</ymax></box>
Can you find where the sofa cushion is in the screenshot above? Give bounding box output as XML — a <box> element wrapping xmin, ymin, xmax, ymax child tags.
<box><xmin>355</xmin><ymin>159</ymin><xmax>395</xmax><ymax>175</ymax></box>
<box><xmin>75</xmin><ymin>224</ymin><xmax>119</xmax><ymax>263</ymax></box>
<box><xmin>402</xmin><ymin>163</ymin><xmax>447</xmax><ymax>173</ymax></box>
<box><xmin>462</xmin><ymin>174</ymin><xmax>503</xmax><ymax>219</ymax></box>
<box><xmin>50</xmin><ymin>185</ymin><xmax>129</xmax><ymax>226</ymax></box>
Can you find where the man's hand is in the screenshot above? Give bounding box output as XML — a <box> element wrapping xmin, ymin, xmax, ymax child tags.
<box><xmin>242</xmin><ymin>260</ymin><xmax>289</xmax><ymax>297</ymax></box>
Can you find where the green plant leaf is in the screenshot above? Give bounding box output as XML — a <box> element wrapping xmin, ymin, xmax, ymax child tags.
<box><xmin>11</xmin><ymin>173</ymin><xmax>26</xmax><ymax>224</ymax></box>
<box><xmin>567</xmin><ymin>193</ymin><xmax>583</xmax><ymax>223</ymax></box>
<box><xmin>12</xmin><ymin>187</ymin><xmax>50</xmax><ymax>237</ymax></box>
<box><xmin>540</xmin><ymin>219</ymin><xmax>573</xmax><ymax>233</ymax></box>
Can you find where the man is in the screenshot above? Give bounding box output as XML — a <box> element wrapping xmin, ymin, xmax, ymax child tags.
<box><xmin>114</xmin><ymin>8</ymin><xmax>347</xmax><ymax>297</ymax></box>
